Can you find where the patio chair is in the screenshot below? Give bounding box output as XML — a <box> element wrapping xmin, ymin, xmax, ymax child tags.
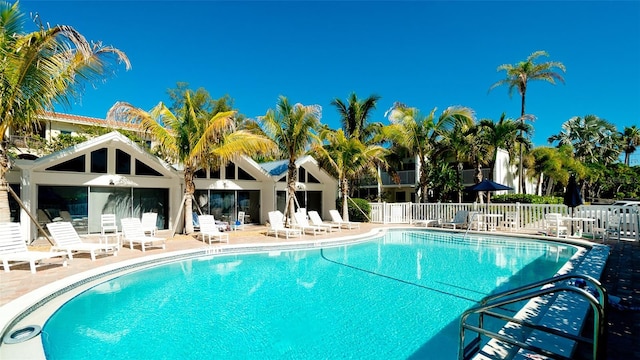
<box><xmin>501</xmin><ymin>211</ymin><xmax>519</xmax><ymax>231</ymax></box>
<box><xmin>232</xmin><ymin>211</ymin><xmax>245</xmax><ymax>231</ymax></box>
<box><xmin>441</xmin><ymin>210</ymin><xmax>469</xmax><ymax>229</ymax></box>
<box><xmin>198</xmin><ymin>215</ymin><xmax>229</xmax><ymax>244</ymax></box>
<box><xmin>266</xmin><ymin>211</ymin><xmax>302</xmax><ymax>239</ymax></box>
<box><xmin>0</xmin><ymin>222</ymin><xmax>68</xmax><ymax>274</ymax></box>
<box><xmin>545</xmin><ymin>213</ymin><xmax>568</xmax><ymax>238</ymax></box>
<box><xmin>120</xmin><ymin>218</ymin><xmax>166</xmax><ymax>252</ymax></box>
<box><xmin>141</xmin><ymin>212</ymin><xmax>158</xmax><ymax>236</ymax></box>
<box><xmin>293</xmin><ymin>212</ymin><xmax>327</xmax><ymax>236</ymax></box>
<box><xmin>101</xmin><ymin>214</ymin><xmax>118</xmax><ymax>235</ymax></box>
<box><xmin>47</xmin><ymin>222</ymin><xmax>118</xmax><ymax>261</ymax></box>
<box><xmin>308</xmin><ymin>211</ymin><xmax>341</xmax><ymax>232</ymax></box>
<box><xmin>467</xmin><ymin>211</ymin><xmax>485</xmax><ymax>231</ymax></box>
<box><xmin>593</xmin><ymin>214</ymin><xmax>621</xmax><ymax>242</ymax></box>
<box><xmin>329</xmin><ymin>210</ymin><xmax>360</xmax><ymax>229</ymax></box>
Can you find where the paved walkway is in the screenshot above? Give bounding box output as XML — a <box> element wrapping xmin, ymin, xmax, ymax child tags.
<box><xmin>0</xmin><ymin>224</ymin><xmax>638</xmax><ymax>359</ymax></box>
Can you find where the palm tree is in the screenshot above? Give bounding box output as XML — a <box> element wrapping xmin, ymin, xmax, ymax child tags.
<box><xmin>260</xmin><ymin>96</ymin><xmax>321</xmax><ymax>223</ymax></box>
<box><xmin>0</xmin><ymin>1</ymin><xmax>130</xmax><ymax>222</ymax></box>
<box><xmin>476</xmin><ymin>113</ymin><xmax>531</xmax><ymax>181</ymax></box>
<box><xmin>108</xmin><ymin>91</ymin><xmax>274</xmax><ymax>234</ymax></box>
<box><xmin>330</xmin><ymin>93</ymin><xmax>381</xmax><ymax>142</ymax></box>
<box><xmin>313</xmin><ymin>129</ymin><xmax>387</xmax><ymax>221</ymax></box>
<box><xmin>548</xmin><ymin>115</ymin><xmax>621</xmax><ymax>165</ymax></box>
<box><xmin>621</xmin><ymin>125</ymin><xmax>640</xmax><ymax>166</ymax></box>
<box><xmin>489</xmin><ymin>50</ymin><xmax>566</xmax><ymax>193</ymax></box>
<box><xmin>387</xmin><ymin>103</ymin><xmax>475</xmax><ymax>203</ymax></box>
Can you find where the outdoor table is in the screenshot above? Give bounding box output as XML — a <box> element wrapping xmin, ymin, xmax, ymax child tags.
<box><xmin>100</xmin><ymin>232</ymin><xmax>121</xmax><ymax>249</ymax></box>
<box><xmin>561</xmin><ymin>217</ymin><xmax>596</xmax><ymax>238</ymax></box>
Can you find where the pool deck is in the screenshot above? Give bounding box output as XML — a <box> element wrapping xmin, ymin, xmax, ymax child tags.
<box><xmin>0</xmin><ymin>223</ymin><xmax>638</xmax><ymax>359</ymax></box>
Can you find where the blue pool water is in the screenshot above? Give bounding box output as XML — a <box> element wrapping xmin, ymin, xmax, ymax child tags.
<box><xmin>42</xmin><ymin>230</ymin><xmax>576</xmax><ymax>359</ymax></box>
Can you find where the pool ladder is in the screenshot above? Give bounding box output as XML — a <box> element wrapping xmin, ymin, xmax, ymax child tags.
<box><xmin>459</xmin><ymin>274</ymin><xmax>607</xmax><ymax>360</ymax></box>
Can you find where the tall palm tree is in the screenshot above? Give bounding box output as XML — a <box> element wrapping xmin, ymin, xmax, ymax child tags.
<box><xmin>330</xmin><ymin>93</ymin><xmax>381</xmax><ymax>142</ymax></box>
<box><xmin>489</xmin><ymin>50</ymin><xmax>566</xmax><ymax>193</ymax></box>
<box><xmin>260</xmin><ymin>96</ymin><xmax>321</xmax><ymax>222</ymax></box>
<box><xmin>621</xmin><ymin>125</ymin><xmax>640</xmax><ymax>166</ymax></box>
<box><xmin>0</xmin><ymin>1</ymin><xmax>130</xmax><ymax>221</ymax></box>
<box><xmin>108</xmin><ymin>91</ymin><xmax>274</xmax><ymax>234</ymax></box>
<box><xmin>312</xmin><ymin>129</ymin><xmax>387</xmax><ymax>221</ymax></box>
<box><xmin>548</xmin><ymin>114</ymin><xmax>621</xmax><ymax>165</ymax></box>
<box><xmin>387</xmin><ymin>103</ymin><xmax>475</xmax><ymax>203</ymax></box>
<box><xmin>476</xmin><ymin>113</ymin><xmax>531</xmax><ymax>181</ymax></box>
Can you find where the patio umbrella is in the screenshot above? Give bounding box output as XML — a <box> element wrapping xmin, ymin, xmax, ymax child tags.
<box><xmin>464</xmin><ymin>179</ymin><xmax>513</xmax><ymax>211</ymax></box>
<box><xmin>564</xmin><ymin>174</ymin><xmax>583</xmax><ymax>234</ymax></box>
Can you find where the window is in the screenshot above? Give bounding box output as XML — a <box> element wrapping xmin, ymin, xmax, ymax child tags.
<box><xmin>115</xmin><ymin>149</ymin><xmax>131</xmax><ymax>174</ymax></box>
<box><xmin>298</xmin><ymin>167</ymin><xmax>306</xmax><ymax>182</ymax></box>
<box><xmin>194</xmin><ymin>169</ymin><xmax>207</xmax><ymax>178</ymax></box>
<box><xmin>210</xmin><ymin>168</ymin><xmax>220</xmax><ymax>179</ymax></box>
<box><xmin>224</xmin><ymin>163</ymin><xmax>235</xmax><ymax>179</ymax></box>
<box><xmin>308</xmin><ymin>173</ymin><xmax>320</xmax><ymax>183</ymax></box>
<box><xmin>135</xmin><ymin>159</ymin><xmax>162</xmax><ymax>176</ymax></box>
<box><xmin>237</xmin><ymin>167</ymin><xmax>255</xmax><ymax>180</ymax></box>
<box><xmin>47</xmin><ymin>155</ymin><xmax>86</xmax><ymax>172</ymax></box>
<box><xmin>91</xmin><ymin>148</ymin><xmax>107</xmax><ymax>173</ymax></box>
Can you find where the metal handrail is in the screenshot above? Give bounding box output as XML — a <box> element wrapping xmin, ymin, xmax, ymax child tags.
<box><xmin>459</xmin><ymin>274</ymin><xmax>607</xmax><ymax>360</ymax></box>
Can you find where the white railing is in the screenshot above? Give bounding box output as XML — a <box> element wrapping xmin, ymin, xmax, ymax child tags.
<box><xmin>369</xmin><ymin>202</ymin><xmax>639</xmax><ymax>241</ymax></box>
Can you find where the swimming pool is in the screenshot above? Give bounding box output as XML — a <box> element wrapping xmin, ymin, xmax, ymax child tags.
<box><xmin>39</xmin><ymin>230</ymin><xmax>577</xmax><ymax>359</ymax></box>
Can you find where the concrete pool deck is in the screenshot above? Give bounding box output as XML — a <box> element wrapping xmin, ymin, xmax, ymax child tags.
<box><xmin>0</xmin><ymin>223</ymin><xmax>638</xmax><ymax>359</ymax></box>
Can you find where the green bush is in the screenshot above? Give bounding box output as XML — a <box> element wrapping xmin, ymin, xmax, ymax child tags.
<box><xmin>335</xmin><ymin>198</ymin><xmax>370</xmax><ymax>222</ymax></box>
<box><xmin>492</xmin><ymin>194</ymin><xmax>563</xmax><ymax>204</ymax></box>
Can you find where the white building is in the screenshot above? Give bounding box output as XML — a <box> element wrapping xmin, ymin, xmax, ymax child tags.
<box><xmin>8</xmin><ymin>127</ymin><xmax>338</xmax><ymax>241</ymax></box>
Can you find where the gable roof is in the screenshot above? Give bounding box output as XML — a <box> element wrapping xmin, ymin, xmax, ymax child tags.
<box><xmin>259</xmin><ymin>155</ymin><xmax>335</xmax><ymax>184</ymax></box>
<box><xmin>29</xmin><ymin>131</ymin><xmax>177</xmax><ymax>177</ymax></box>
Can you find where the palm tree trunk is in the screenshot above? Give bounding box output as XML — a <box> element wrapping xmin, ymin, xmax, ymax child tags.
<box><xmin>519</xmin><ymin>94</ymin><xmax>527</xmax><ymax>194</ymax></box>
<box><xmin>286</xmin><ymin>161</ymin><xmax>298</xmax><ymax>224</ymax></box>
<box><xmin>183</xmin><ymin>168</ymin><xmax>196</xmax><ymax>234</ymax></box>
<box><xmin>0</xmin><ymin>145</ymin><xmax>11</xmax><ymax>222</ymax></box>
<box><xmin>341</xmin><ymin>177</ymin><xmax>349</xmax><ymax>222</ymax></box>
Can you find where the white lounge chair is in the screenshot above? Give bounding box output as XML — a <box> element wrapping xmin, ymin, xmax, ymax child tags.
<box><xmin>198</xmin><ymin>215</ymin><xmax>229</xmax><ymax>244</ymax></box>
<box><xmin>120</xmin><ymin>218</ymin><xmax>166</xmax><ymax>252</ymax></box>
<box><xmin>308</xmin><ymin>211</ymin><xmax>341</xmax><ymax>232</ymax></box>
<box><xmin>329</xmin><ymin>210</ymin><xmax>360</xmax><ymax>229</ymax></box>
<box><xmin>441</xmin><ymin>210</ymin><xmax>469</xmax><ymax>229</ymax></box>
<box><xmin>141</xmin><ymin>212</ymin><xmax>158</xmax><ymax>236</ymax></box>
<box><xmin>293</xmin><ymin>212</ymin><xmax>327</xmax><ymax>236</ymax></box>
<box><xmin>0</xmin><ymin>222</ymin><xmax>68</xmax><ymax>274</ymax></box>
<box><xmin>267</xmin><ymin>211</ymin><xmax>302</xmax><ymax>239</ymax></box>
<box><xmin>47</xmin><ymin>222</ymin><xmax>118</xmax><ymax>261</ymax></box>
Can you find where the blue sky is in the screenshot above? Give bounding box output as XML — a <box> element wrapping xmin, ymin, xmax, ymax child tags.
<box><xmin>20</xmin><ymin>1</ymin><xmax>640</xmax><ymax>152</ymax></box>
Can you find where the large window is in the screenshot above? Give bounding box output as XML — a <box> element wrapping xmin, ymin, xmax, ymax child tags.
<box><xmin>38</xmin><ymin>186</ymin><xmax>89</xmax><ymax>233</ymax></box>
<box><xmin>194</xmin><ymin>189</ymin><xmax>260</xmax><ymax>224</ymax></box>
<box><xmin>116</xmin><ymin>149</ymin><xmax>131</xmax><ymax>174</ymax></box>
<box><xmin>88</xmin><ymin>187</ymin><xmax>169</xmax><ymax>233</ymax></box>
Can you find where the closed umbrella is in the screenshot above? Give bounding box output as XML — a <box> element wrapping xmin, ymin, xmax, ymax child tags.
<box><xmin>564</xmin><ymin>174</ymin><xmax>583</xmax><ymax>234</ymax></box>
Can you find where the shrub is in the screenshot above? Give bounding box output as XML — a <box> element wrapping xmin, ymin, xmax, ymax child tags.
<box><xmin>336</xmin><ymin>198</ymin><xmax>370</xmax><ymax>222</ymax></box>
<box><xmin>492</xmin><ymin>194</ymin><xmax>563</xmax><ymax>204</ymax></box>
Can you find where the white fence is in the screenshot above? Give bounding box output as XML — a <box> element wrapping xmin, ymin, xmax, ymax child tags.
<box><xmin>369</xmin><ymin>202</ymin><xmax>640</xmax><ymax>241</ymax></box>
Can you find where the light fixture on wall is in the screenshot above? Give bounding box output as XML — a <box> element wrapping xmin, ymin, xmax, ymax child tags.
<box><xmin>109</xmin><ymin>179</ymin><xmax>115</xmax><ymax>186</ymax></box>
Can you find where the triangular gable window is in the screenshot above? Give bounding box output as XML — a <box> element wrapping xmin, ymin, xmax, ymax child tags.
<box><xmin>194</xmin><ymin>169</ymin><xmax>207</xmax><ymax>178</ymax></box>
<box><xmin>237</xmin><ymin>166</ymin><xmax>255</xmax><ymax>180</ymax></box>
<box><xmin>135</xmin><ymin>159</ymin><xmax>162</xmax><ymax>176</ymax></box>
<box><xmin>47</xmin><ymin>155</ymin><xmax>86</xmax><ymax>172</ymax></box>
<box><xmin>308</xmin><ymin>173</ymin><xmax>320</xmax><ymax>183</ymax></box>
